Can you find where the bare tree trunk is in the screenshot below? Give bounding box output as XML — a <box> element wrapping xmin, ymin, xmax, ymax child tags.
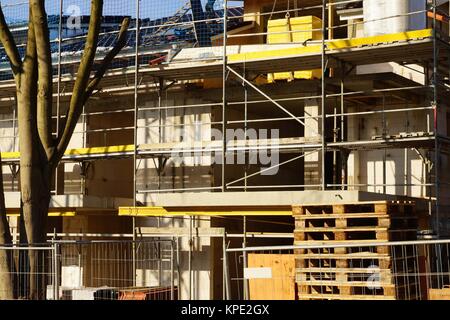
<box><xmin>15</xmin><ymin>16</ymin><xmax>49</xmax><ymax>299</ymax></box>
<box><xmin>0</xmin><ymin>154</ymin><xmax>16</xmax><ymax>300</ymax></box>
<box><xmin>1</xmin><ymin>0</ymin><xmax>130</xmax><ymax>299</ymax></box>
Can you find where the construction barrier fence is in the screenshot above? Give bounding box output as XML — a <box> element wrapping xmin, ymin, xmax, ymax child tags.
<box><xmin>0</xmin><ymin>239</ymin><xmax>178</xmax><ymax>300</ymax></box>
<box><xmin>227</xmin><ymin>239</ymin><xmax>450</xmax><ymax>300</ymax></box>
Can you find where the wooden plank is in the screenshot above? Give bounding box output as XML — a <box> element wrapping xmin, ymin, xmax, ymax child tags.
<box><xmin>298</xmin><ymin>293</ymin><xmax>396</xmax><ymax>300</ymax></box>
<box><xmin>298</xmin><ymin>280</ymin><xmax>395</xmax><ymax>288</ymax></box>
<box><xmin>296</xmin><ymin>267</ymin><xmax>393</xmax><ymax>274</ymax></box>
<box><xmin>293</xmin><ymin>239</ymin><xmax>389</xmax><ymax>244</ymax></box>
<box><xmin>293</xmin><ymin>201</ymin><xmax>415</xmax><ymax>208</ymax></box>
<box><xmin>248</xmin><ymin>254</ymin><xmax>296</xmax><ymax>300</ymax></box>
<box><xmin>294</xmin><ymin>253</ymin><xmax>391</xmax><ymax>259</ymax></box>
<box><xmin>294</xmin><ymin>226</ymin><xmax>389</xmax><ymax>232</ymax></box>
<box><xmin>294</xmin><ymin>214</ymin><xmax>417</xmax><ymax>220</ymax></box>
<box><xmin>428</xmin><ymin>287</ymin><xmax>450</xmax><ymax>300</ymax></box>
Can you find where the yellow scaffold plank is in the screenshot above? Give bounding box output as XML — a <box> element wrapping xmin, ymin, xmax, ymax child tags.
<box><xmin>1</xmin><ymin>151</ymin><xmax>20</xmax><ymax>160</ymax></box>
<box><xmin>118</xmin><ymin>206</ymin><xmax>292</xmax><ymax>217</ymax></box>
<box><xmin>228</xmin><ymin>45</ymin><xmax>322</xmax><ymax>63</ymax></box>
<box><xmin>228</xmin><ymin>29</ymin><xmax>433</xmax><ymax>63</ymax></box>
<box><xmin>64</xmin><ymin>144</ymin><xmax>135</xmax><ymax>156</ymax></box>
<box><xmin>1</xmin><ymin>144</ymin><xmax>135</xmax><ymax>160</ymax></box>
<box><xmin>6</xmin><ymin>209</ymin><xmax>76</xmax><ymax>217</ymax></box>
<box><xmin>327</xmin><ymin>29</ymin><xmax>433</xmax><ymax>50</ymax></box>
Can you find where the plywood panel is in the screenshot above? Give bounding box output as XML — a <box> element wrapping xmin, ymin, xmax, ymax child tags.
<box><xmin>248</xmin><ymin>254</ymin><xmax>295</xmax><ymax>300</ymax></box>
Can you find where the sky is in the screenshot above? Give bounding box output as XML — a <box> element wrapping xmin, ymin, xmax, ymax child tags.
<box><xmin>0</xmin><ymin>0</ymin><xmax>238</xmax><ymax>23</ymax></box>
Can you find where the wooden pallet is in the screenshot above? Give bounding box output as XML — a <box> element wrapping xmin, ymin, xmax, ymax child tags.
<box><xmin>293</xmin><ymin>201</ymin><xmax>420</xmax><ymax>300</ymax></box>
<box><xmin>296</xmin><ymin>293</ymin><xmax>397</xmax><ymax>300</ymax></box>
<box><xmin>293</xmin><ymin>201</ymin><xmax>415</xmax><ymax>216</ymax></box>
<box><xmin>294</xmin><ymin>228</ymin><xmax>417</xmax><ymax>242</ymax></box>
<box><xmin>294</xmin><ymin>214</ymin><xmax>417</xmax><ymax>229</ymax></box>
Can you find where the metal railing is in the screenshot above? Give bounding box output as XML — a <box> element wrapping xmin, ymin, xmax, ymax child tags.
<box><xmin>0</xmin><ymin>239</ymin><xmax>178</xmax><ymax>300</ymax></box>
<box><xmin>226</xmin><ymin>239</ymin><xmax>450</xmax><ymax>300</ymax></box>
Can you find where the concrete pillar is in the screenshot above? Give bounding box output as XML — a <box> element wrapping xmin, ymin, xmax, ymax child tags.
<box><xmin>304</xmin><ymin>98</ymin><xmax>321</xmax><ymax>189</ymax></box>
<box><xmin>346</xmin><ymin>106</ymin><xmax>360</xmax><ymax>190</ymax></box>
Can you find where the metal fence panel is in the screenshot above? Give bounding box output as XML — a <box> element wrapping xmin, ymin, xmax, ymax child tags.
<box><xmin>227</xmin><ymin>240</ymin><xmax>450</xmax><ymax>300</ymax></box>
<box><xmin>0</xmin><ymin>240</ymin><xmax>178</xmax><ymax>300</ymax></box>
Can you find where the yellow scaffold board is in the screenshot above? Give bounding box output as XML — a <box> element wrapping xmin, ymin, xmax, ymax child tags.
<box><xmin>118</xmin><ymin>206</ymin><xmax>292</xmax><ymax>217</ymax></box>
<box><xmin>64</xmin><ymin>144</ymin><xmax>135</xmax><ymax>156</ymax></box>
<box><xmin>327</xmin><ymin>29</ymin><xmax>433</xmax><ymax>50</ymax></box>
<box><xmin>228</xmin><ymin>29</ymin><xmax>433</xmax><ymax>62</ymax></box>
<box><xmin>1</xmin><ymin>144</ymin><xmax>135</xmax><ymax>161</ymax></box>
<box><xmin>6</xmin><ymin>209</ymin><xmax>76</xmax><ymax>217</ymax></box>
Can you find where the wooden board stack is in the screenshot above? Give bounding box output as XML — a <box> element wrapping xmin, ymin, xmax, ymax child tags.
<box><xmin>293</xmin><ymin>201</ymin><xmax>422</xmax><ymax>300</ymax></box>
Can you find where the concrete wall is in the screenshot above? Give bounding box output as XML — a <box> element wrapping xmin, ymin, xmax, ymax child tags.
<box><xmin>63</xmin><ymin>119</ymin><xmax>87</xmax><ymax>194</ymax></box>
<box><xmin>136</xmin><ymin>216</ymin><xmax>214</xmax><ymax>300</ymax></box>
<box><xmin>0</xmin><ymin>108</ymin><xmax>17</xmax><ymax>153</ymax></box>
<box><xmin>347</xmin><ymin>102</ymin><xmax>431</xmax><ymax>198</ymax></box>
<box><xmin>0</xmin><ymin>108</ymin><xmax>18</xmax><ymax>191</ymax></box>
<box><xmin>136</xmin><ymin>93</ymin><xmax>213</xmax><ymax>201</ymax></box>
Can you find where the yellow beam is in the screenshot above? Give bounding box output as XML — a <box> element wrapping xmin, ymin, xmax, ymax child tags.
<box><xmin>6</xmin><ymin>209</ymin><xmax>76</xmax><ymax>217</ymax></box>
<box><xmin>228</xmin><ymin>45</ymin><xmax>322</xmax><ymax>63</ymax></box>
<box><xmin>1</xmin><ymin>151</ymin><xmax>20</xmax><ymax>160</ymax></box>
<box><xmin>1</xmin><ymin>144</ymin><xmax>135</xmax><ymax>160</ymax></box>
<box><xmin>119</xmin><ymin>206</ymin><xmax>292</xmax><ymax>217</ymax></box>
<box><xmin>64</xmin><ymin>144</ymin><xmax>135</xmax><ymax>156</ymax></box>
<box><xmin>228</xmin><ymin>29</ymin><xmax>433</xmax><ymax>63</ymax></box>
<box><xmin>327</xmin><ymin>29</ymin><xmax>433</xmax><ymax>50</ymax></box>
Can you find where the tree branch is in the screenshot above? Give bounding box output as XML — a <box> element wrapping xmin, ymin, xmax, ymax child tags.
<box><xmin>83</xmin><ymin>17</ymin><xmax>130</xmax><ymax>104</ymax></box>
<box><xmin>21</xmin><ymin>10</ymin><xmax>37</xmax><ymax>102</ymax></box>
<box><xmin>0</xmin><ymin>3</ymin><xmax>22</xmax><ymax>76</ymax></box>
<box><xmin>54</xmin><ymin>0</ymin><xmax>104</xmax><ymax>165</ymax></box>
<box><xmin>30</xmin><ymin>0</ymin><xmax>54</xmax><ymax>161</ymax></box>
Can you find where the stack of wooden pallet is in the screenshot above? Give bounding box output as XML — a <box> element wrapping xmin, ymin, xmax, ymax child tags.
<box><xmin>293</xmin><ymin>201</ymin><xmax>421</xmax><ymax>300</ymax></box>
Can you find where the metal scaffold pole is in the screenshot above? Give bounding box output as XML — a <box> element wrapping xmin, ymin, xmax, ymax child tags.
<box><xmin>132</xmin><ymin>0</ymin><xmax>141</xmax><ymax>287</ymax></box>
<box><xmin>222</xmin><ymin>0</ymin><xmax>228</xmax><ymax>192</ymax></box>
<box><xmin>54</xmin><ymin>0</ymin><xmax>64</xmax><ymax>196</ymax></box>
<box><xmin>321</xmin><ymin>0</ymin><xmax>327</xmax><ymax>190</ymax></box>
<box><xmin>56</xmin><ymin>0</ymin><xmax>63</xmax><ymax>139</ymax></box>
<box><xmin>223</xmin><ymin>234</ymin><xmax>230</xmax><ymax>300</ymax></box>
<box><xmin>432</xmin><ymin>0</ymin><xmax>440</xmax><ymax>237</ymax></box>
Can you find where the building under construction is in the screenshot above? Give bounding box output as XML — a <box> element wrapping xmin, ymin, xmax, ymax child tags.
<box><xmin>1</xmin><ymin>0</ymin><xmax>450</xmax><ymax>300</ymax></box>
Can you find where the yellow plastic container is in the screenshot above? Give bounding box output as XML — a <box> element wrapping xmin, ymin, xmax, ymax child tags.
<box><xmin>267</xmin><ymin>16</ymin><xmax>323</xmax><ymax>82</ymax></box>
<box><xmin>291</xmin><ymin>16</ymin><xmax>322</xmax><ymax>80</ymax></box>
<box><xmin>267</xmin><ymin>18</ymin><xmax>292</xmax><ymax>43</ymax></box>
<box><xmin>267</xmin><ymin>18</ymin><xmax>294</xmax><ymax>82</ymax></box>
<box><xmin>290</xmin><ymin>16</ymin><xmax>323</xmax><ymax>43</ymax></box>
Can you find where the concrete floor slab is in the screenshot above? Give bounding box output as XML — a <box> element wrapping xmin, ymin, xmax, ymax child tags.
<box><xmin>139</xmin><ymin>190</ymin><xmax>422</xmax><ymax>207</ymax></box>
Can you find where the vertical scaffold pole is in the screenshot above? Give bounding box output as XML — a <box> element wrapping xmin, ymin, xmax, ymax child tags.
<box><xmin>432</xmin><ymin>0</ymin><xmax>440</xmax><ymax>237</ymax></box>
<box><xmin>132</xmin><ymin>0</ymin><xmax>141</xmax><ymax>287</ymax></box>
<box><xmin>53</xmin><ymin>242</ymin><xmax>59</xmax><ymax>300</ymax></box>
<box><xmin>54</xmin><ymin>0</ymin><xmax>63</xmax><ymax>195</ymax></box>
<box><xmin>321</xmin><ymin>0</ymin><xmax>327</xmax><ymax>190</ymax></box>
<box><xmin>223</xmin><ymin>234</ymin><xmax>231</xmax><ymax>300</ymax></box>
<box><xmin>222</xmin><ymin>0</ymin><xmax>228</xmax><ymax>192</ymax></box>
<box><xmin>56</xmin><ymin>0</ymin><xmax>63</xmax><ymax>138</ymax></box>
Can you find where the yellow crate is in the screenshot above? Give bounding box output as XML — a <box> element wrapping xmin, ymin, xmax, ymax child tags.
<box><xmin>267</xmin><ymin>16</ymin><xmax>322</xmax><ymax>82</ymax></box>
<box><xmin>267</xmin><ymin>18</ymin><xmax>294</xmax><ymax>82</ymax></box>
<box><xmin>291</xmin><ymin>16</ymin><xmax>322</xmax><ymax>80</ymax></box>
<box><xmin>294</xmin><ymin>69</ymin><xmax>322</xmax><ymax>80</ymax></box>
<box><xmin>267</xmin><ymin>18</ymin><xmax>292</xmax><ymax>44</ymax></box>
<box><xmin>290</xmin><ymin>16</ymin><xmax>323</xmax><ymax>43</ymax></box>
